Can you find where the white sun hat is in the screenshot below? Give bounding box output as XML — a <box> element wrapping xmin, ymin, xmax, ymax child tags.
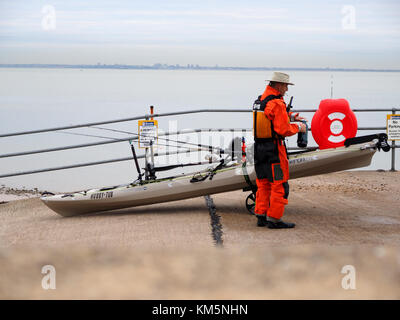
<box><xmin>266</xmin><ymin>72</ymin><xmax>294</xmax><ymax>85</ymax></box>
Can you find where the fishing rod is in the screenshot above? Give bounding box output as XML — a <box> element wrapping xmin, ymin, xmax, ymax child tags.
<box><xmin>52</xmin><ymin>110</ymin><xmax>238</xmax><ymax>182</ymax></box>
<box><xmin>86</xmin><ymin>126</ymin><xmax>249</xmax><ymax>178</ymax></box>
<box><xmin>55</xmin><ymin>126</ymin><xmax>245</xmax><ymax>164</ymax></box>
<box><xmin>56</xmin><ymin>130</ymin><xmax>211</xmax><ymax>152</ymax></box>
<box><xmin>88</xmin><ymin>125</ymin><xmax>226</xmax><ymax>155</ymax></box>
<box><xmin>56</xmin><ymin>129</ymin><xmax>227</xmax><ymax>181</ymax></box>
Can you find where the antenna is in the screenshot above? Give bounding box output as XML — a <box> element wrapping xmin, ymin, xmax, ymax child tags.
<box><xmin>330</xmin><ymin>74</ymin><xmax>334</xmax><ymax>99</ymax></box>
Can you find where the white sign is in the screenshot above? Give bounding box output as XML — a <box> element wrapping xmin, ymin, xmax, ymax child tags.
<box><xmin>138</xmin><ymin>120</ymin><xmax>158</xmax><ymax>148</ymax></box>
<box><xmin>387</xmin><ymin>114</ymin><xmax>400</xmax><ymax>141</ymax></box>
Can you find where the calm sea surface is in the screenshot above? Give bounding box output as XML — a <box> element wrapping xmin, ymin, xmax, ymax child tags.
<box><xmin>0</xmin><ymin>68</ymin><xmax>399</xmax><ymax>191</ymax></box>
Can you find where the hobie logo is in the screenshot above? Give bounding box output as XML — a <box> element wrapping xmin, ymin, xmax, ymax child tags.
<box><xmin>341</xmin><ymin>265</ymin><xmax>356</xmax><ymax>290</ymax></box>
<box><xmin>41</xmin><ymin>265</ymin><xmax>56</xmax><ymax>290</ymax></box>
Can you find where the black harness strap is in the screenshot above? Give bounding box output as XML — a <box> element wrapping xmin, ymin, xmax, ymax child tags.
<box><xmin>253</xmin><ymin>95</ymin><xmax>261</xmax><ymax>142</ymax></box>
<box><xmin>261</xmin><ymin>94</ymin><xmax>282</xmax><ymax>110</ymax></box>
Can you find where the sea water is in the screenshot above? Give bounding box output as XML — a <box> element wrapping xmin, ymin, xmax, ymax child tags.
<box><xmin>0</xmin><ymin>68</ymin><xmax>399</xmax><ymax>191</ymax></box>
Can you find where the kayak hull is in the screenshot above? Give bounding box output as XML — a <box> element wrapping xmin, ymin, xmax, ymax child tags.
<box><xmin>42</xmin><ymin>165</ymin><xmax>250</xmax><ymax>216</ymax></box>
<box><xmin>41</xmin><ymin>142</ymin><xmax>377</xmax><ymax>216</ymax></box>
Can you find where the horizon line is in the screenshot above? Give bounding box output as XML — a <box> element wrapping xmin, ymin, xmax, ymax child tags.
<box><xmin>0</xmin><ymin>63</ymin><xmax>399</xmax><ymax>72</ymax></box>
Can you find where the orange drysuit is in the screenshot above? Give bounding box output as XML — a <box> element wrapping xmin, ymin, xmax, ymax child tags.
<box><xmin>254</xmin><ymin>85</ymin><xmax>299</xmax><ymax>220</ymax></box>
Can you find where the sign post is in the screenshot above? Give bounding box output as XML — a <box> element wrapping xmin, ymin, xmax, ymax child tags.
<box><xmin>138</xmin><ymin>120</ymin><xmax>158</xmax><ymax>148</ymax></box>
<box><xmin>387</xmin><ymin>113</ymin><xmax>399</xmax><ymax>171</ymax></box>
<box><xmin>387</xmin><ymin>114</ymin><xmax>400</xmax><ymax>141</ymax></box>
<box><xmin>138</xmin><ymin>106</ymin><xmax>158</xmax><ymax>179</ymax></box>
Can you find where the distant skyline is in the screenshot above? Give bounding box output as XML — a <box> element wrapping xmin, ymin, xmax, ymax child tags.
<box><xmin>0</xmin><ymin>0</ymin><xmax>399</xmax><ymax>69</ymax></box>
<box><xmin>1</xmin><ymin>63</ymin><xmax>399</xmax><ymax>72</ymax></box>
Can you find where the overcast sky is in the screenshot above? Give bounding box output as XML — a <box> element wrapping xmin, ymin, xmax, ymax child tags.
<box><xmin>0</xmin><ymin>0</ymin><xmax>399</xmax><ymax>68</ymax></box>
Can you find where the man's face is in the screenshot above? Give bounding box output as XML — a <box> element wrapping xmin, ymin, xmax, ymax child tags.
<box><xmin>276</xmin><ymin>83</ymin><xmax>289</xmax><ymax>96</ymax></box>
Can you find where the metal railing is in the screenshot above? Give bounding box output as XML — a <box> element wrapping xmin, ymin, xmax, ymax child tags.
<box><xmin>0</xmin><ymin>107</ymin><xmax>398</xmax><ymax>178</ymax></box>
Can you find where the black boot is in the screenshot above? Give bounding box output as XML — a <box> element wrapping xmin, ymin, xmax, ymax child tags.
<box><xmin>267</xmin><ymin>220</ymin><xmax>296</xmax><ymax>229</ymax></box>
<box><xmin>256</xmin><ymin>215</ymin><xmax>267</xmax><ymax>227</ymax></box>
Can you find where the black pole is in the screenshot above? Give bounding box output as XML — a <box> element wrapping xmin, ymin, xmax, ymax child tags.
<box><xmin>129</xmin><ymin>140</ymin><xmax>143</xmax><ymax>183</ymax></box>
<box><xmin>391</xmin><ymin>140</ymin><xmax>396</xmax><ymax>171</ymax></box>
<box><xmin>231</xmin><ymin>140</ymin><xmax>234</xmax><ymax>160</ymax></box>
<box><xmin>286</xmin><ymin>96</ymin><xmax>293</xmax><ymax>113</ymax></box>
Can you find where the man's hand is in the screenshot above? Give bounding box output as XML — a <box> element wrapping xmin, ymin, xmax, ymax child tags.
<box><xmin>295</xmin><ymin>115</ymin><xmax>307</xmax><ymax>121</ymax></box>
<box><xmin>291</xmin><ymin>112</ymin><xmax>307</xmax><ymax>122</ymax></box>
<box><xmin>298</xmin><ymin>122</ymin><xmax>307</xmax><ymax>133</ymax></box>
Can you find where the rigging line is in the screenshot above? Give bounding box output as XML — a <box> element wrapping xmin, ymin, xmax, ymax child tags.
<box><xmin>55</xmin><ymin>130</ymin><xmax>120</xmax><ymax>140</ymax></box>
<box><xmin>55</xmin><ymin>129</ymin><xmax>220</xmax><ymax>156</ymax></box>
<box><xmin>55</xmin><ymin>130</ymin><xmax>187</xmax><ymax>149</ymax></box>
<box><xmin>142</xmin><ymin>134</ymin><xmax>224</xmax><ymax>153</ymax></box>
<box><xmin>89</xmin><ymin>125</ymin><xmax>133</xmax><ymax>136</ymax></box>
<box><xmin>89</xmin><ymin>125</ymin><xmax>202</xmax><ymax>147</ymax></box>
<box><xmin>89</xmin><ymin>125</ymin><xmax>225</xmax><ymax>153</ymax></box>
<box><xmin>133</xmin><ymin>140</ymin><xmax>211</xmax><ymax>152</ymax></box>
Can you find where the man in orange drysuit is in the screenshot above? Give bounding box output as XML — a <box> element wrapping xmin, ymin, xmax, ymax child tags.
<box><xmin>253</xmin><ymin>72</ymin><xmax>306</xmax><ymax>229</ymax></box>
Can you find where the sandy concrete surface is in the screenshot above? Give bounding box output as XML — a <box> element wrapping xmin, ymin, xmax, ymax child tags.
<box><xmin>215</xmin><ymin>171</ymin><xmax>400</xmax><ymax>246</ymax></box>
<box><xmin>0</xmin><ymin>171</ymin><xmax>399</xmax><ymax>299</ymax></box>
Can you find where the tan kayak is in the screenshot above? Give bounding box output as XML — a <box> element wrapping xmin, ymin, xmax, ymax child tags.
<box><xmin>41</xmin><ymin>138</ymin><xmax>381</xmax><ymax>217</ymax></box>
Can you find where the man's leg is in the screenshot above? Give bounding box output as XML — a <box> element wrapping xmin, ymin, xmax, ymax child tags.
<box><xmin>265</xmin><ymin>142</ymin><xmax>295</xmax><ymax>229</ymax></box>
<box><xmin>267</xmin><ymin>180</ymin><xmax>295</xmax><ymax>229</ymax></box>
<box><xmin>255</xmin><ymin>178</ymin><xmax>271</xmax><ymax>226</ymax></box>
<box><xmin>267</xmin><ymin>180</ymin><xmax>288</xmax><ymax>220</ymax></box>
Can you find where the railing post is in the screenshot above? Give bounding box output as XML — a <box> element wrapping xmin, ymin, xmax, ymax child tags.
<box><xmin>390</xmin><ymin>108</ymin><xmax>396</xmax><ymax>172</ymax></box>
<box><xmin>391</xmin><ymin>140</ymin><xmax>396</xmax><ymax>171</ymax></box>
